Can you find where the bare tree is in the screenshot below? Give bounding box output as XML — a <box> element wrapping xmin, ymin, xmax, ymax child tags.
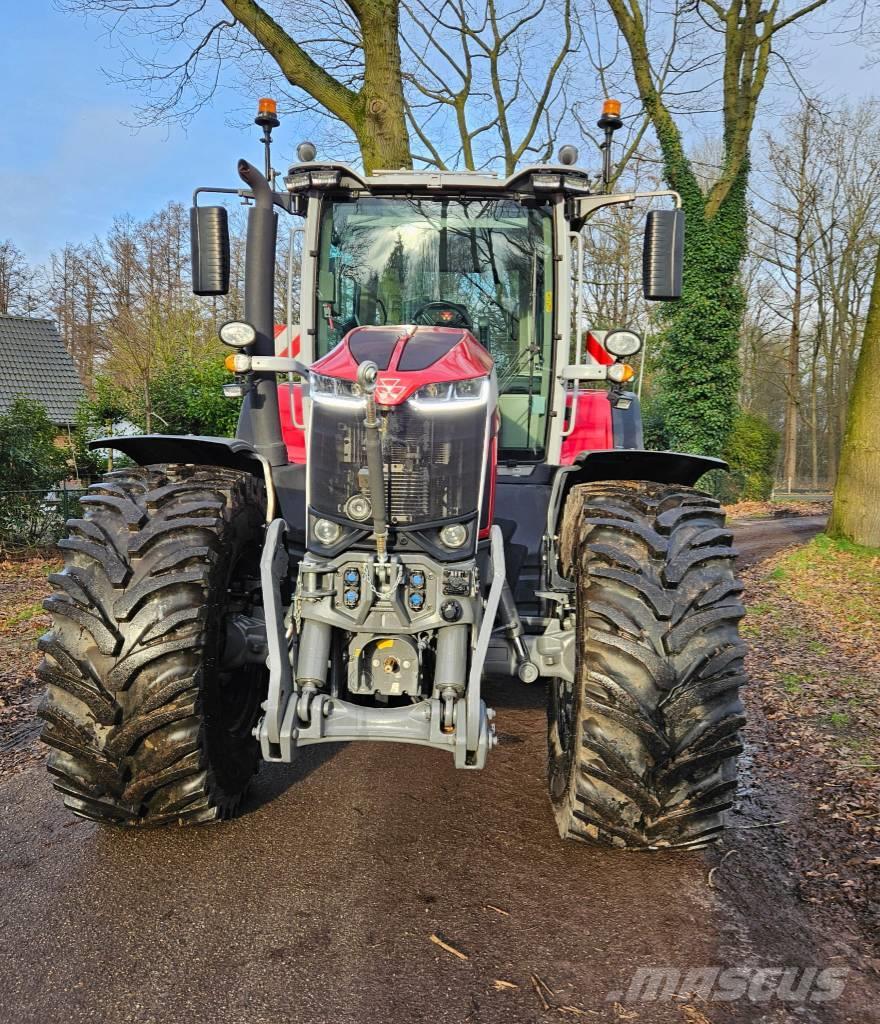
<box><xmin>43</xmin><ymin>244</ymin><xmax>107</xmax><ymax>386</ymax></box>
<box><xmin>400</xmin><ymin>0</ymin><xmax>576</xmax><ymax>172</ymax></box>
<box><xmin>62</xmin><ymin>0</ymin><xmax>596</xmax><ymax>175</ymax></box>
<box><xmin>0</xmin><ymin>240</ymin><xmax>38</xmax><ymax>316</ymax></box>
<box><xmin>743</xmin><ymin>97</ymin><xmax>880</xmax><ymax>490</ymax></box>
<box><xmin>752</xmin><ymin>102</ymin><xmax>826</xmax><ymax>491</ymax></box>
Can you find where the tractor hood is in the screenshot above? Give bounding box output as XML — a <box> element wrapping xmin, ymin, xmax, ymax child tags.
<box><xmin>311</xmin><ymin>325</ymin><xmax>494</xmax><ymax>406</ymax></box>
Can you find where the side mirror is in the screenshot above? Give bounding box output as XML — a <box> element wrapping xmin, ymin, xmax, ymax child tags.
<box><xmin>643</xmin><ymin>209</ymin><xmax>684</xmax><ymax>301</ymax></box>
<box><xmin>190</xmin><ymin>206</ymin><xmax>230</xmax><ymax>296</ymax></box>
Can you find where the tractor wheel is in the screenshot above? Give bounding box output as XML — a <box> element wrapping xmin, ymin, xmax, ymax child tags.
<box><xmin>547</xmin><ymin>481</ymin><xmax>746</xmax><ymax>850</ymax></box>
<box><xmin>38</xmin><ymin>464</ymin><xmax>268</xmax><ymax>826</ymax></box>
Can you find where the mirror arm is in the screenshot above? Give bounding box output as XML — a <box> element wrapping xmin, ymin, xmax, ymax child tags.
<box><xmin>192</xmin><ymin>186</ymin><xmax>250</xmax><ymax>205</ymax></box>
<box><xmin>558</xmin><ymin>365</ymin><xmax>608</xmax><ymax>383</ymax></box>
<box><xmin>574</xmin><ymin>189</ymin><xmax>682</xmax><ymax>224</ymax></box>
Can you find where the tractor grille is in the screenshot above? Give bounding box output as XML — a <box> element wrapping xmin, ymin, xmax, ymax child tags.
<box><xmin>309</xmin><ymin>398</ymin><xmax>487</xmax><ymax>526</ymax></box>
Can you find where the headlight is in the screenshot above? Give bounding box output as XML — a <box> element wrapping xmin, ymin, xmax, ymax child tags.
<box><xmin>285</xmin><ymin>170</ymin><xmax>311</xmax><ymax>191</ymax></box>
<box><xmin>344</xmin><ymin>494</ymin><xmax>372</xmax><ymax>522</ymax></box>
<box><xmin>439</xmin><ymin>523</ymin><xmax>468</xmax><ymax>548</ymax></box>
<box><xmin>313</xmin><ymin>518</ymin><xmax>342</xmax><ymax>545</ymax></box>
<box><xmin>309</xmin><ymin>373</ymin><xmax>362</xmax><ymax>404</ymax></box>
<box><xmin>309</xmin><ymin>169</ymin><xmax>340</xmax><ymax>188</ymax></box>
<box><xmin>604</xmin><ymin>329</ymin><xmax>643</xmax><ymax>357</ymax></box>
<box><xmin>532</xmin><ymin>173</ymin><xmax>562</xmax><ymax>190</ymax></box>
<box><xmin>219</xmin><ymin>320</ymin><xmax>257</xmax><ymax>348</ymax></box>
<box><xmin>410</xmin><ymin>377</ymin><xmax>489</xmax><ymax>409</ymax></box>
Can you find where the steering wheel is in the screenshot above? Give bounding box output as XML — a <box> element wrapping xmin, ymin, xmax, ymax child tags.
<box><xmin>412</xmin><ymin>300</ymin><xmax>473</xmax><ymax>330</ymax></box>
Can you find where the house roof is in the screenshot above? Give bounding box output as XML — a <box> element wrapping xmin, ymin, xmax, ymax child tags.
<box><xmin>0</xmin><ymin>314</ymin><xmax>85</xmax><ymax>426</ymax></box>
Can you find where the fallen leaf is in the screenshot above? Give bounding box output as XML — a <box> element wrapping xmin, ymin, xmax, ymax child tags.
<box><xmin>680</xmin><ymin>1007</ymin><xmax>712</xmax><ymax>1024</ymax></box>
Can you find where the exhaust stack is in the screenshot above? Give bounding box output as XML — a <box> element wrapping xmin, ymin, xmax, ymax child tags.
<box><xmin>235</xmin><ymin>159</ymin><xmax>287</xmax><ymax>467</ymax></box>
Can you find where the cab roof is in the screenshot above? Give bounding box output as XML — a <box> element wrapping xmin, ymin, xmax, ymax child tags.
<box><xmin>283</xmin><ymin>161</ymin><xmax>596</xmax><ymax>199</ymax></box>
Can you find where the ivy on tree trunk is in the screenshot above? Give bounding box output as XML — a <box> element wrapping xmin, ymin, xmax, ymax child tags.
<box><xmin>654</xmin><ymin>141</ymin><xmax>748</xmax><ymax>457</ymax></box>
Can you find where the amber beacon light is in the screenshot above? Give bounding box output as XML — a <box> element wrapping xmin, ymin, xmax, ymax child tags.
<box><xmin>597</xmin><ymin>98</ymin><xmax>623</xmax><ymax>191</ymax></box>
<box><xmin>255</xmin><ymin>97</ymin><xmax>280</xmax><ymax>178</ymax></box>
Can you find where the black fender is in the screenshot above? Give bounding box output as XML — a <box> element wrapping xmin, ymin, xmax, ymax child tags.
<box><xmin>547</xmin><ymin>448</ymin><xmax>727</xmax><ymax>536</ymax></box>
<box><xmin>89</xmin><ymin>434</ymin><xmax>277</xmax><ymax>519</ymax></box>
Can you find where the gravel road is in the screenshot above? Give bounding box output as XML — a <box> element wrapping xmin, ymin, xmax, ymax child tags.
<box><xmin>3</xmin><ymin>512</ymin><xmax>873</xmax><ymax>1024</ymax></box>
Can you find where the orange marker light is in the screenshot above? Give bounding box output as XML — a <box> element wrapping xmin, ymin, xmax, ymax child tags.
<box><xmin>608</xmin><ymin>362</ymin><xmax>636</xmax><ymax>383</ymax></box>
<box><xmin>224</xmin><ymin>353</ymin><xmax>237</xmax><ymax>372</ymax></box>
<box><xmin>602</xmin><ymin>98</ymin><xmax>622</xmax><ymax>118</ymax></box>
<box><xmin>258</xmin><ymin>97</ymin><xmax>277</xmax><ymax>115</ymax></box>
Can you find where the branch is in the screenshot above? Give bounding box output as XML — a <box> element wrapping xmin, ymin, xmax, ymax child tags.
<box><xmin>511</xmin><ymin>0</ymin><xmax>573</xmax><ymax>165</ymax></box>
<box><xmin>219</xmin><ymin>0</ymin><xmax>359</xmax><ymax>126</ymax></box>
<box><xmin>770</xmin><ymin>0</ymin><xmax>831</xmax><ymax>36</ymax></box>
<box><xmin>404</xmin><ymin>100</ymin><xmax>450</xmax><ymax>169</ymax></box>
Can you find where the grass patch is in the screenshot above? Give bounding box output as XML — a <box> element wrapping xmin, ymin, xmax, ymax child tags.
<box><xmin>3</xmin><ymin>599</ymin><xmax>46</xmax><ymax>629</ymax></box>
<box><xmin>772</xmin><ymin>534</ymin><xmax>880</xmax><ymax>639</ymax></box>
<box><xmin>743</xmin><ymin>532</ymin><xmax>879</xmax><ymax>912</ymax></box>
<box><xmin>781</xmin><ymin>672</ymin><xmax>807</xmax><ymax>695</ymax></box>
<box><xmin>814</xmin><ymin>533</ymin><xmax>880</xmax><ymax>559</ymax></box>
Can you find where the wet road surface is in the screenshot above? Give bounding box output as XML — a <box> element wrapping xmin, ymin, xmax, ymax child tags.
<box><xmin>729</xmin><ymin>515</ymin><xmax>828</xmax><ymax>568</ymax></box>
<box><xmin>4</xmin><ymin>512</ymin><xmax>871</xmax><ymax>1024</ymax></box>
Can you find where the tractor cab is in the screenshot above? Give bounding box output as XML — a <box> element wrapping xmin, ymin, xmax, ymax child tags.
<box><xmin>273</xmin><ymin>160</ymin><xmax>680</xmax><ymax>472</ymax></box>
<box><xmin>310</xmin><ymin>190</ymin><xmax>553</xmax><ymax>459</ymax></box>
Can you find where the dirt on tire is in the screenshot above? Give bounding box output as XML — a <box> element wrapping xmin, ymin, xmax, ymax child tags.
<box><xmin>550</xmin><ymin>481</ymin><xmax>746</xmax><ymax>849</ymax></box>
<box><xmin>38</xmin><ymin>464</ymin><xmax>267</xmax><ymax>825</ymax></box>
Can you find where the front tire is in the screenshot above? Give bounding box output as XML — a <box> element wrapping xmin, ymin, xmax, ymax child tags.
<box><xmin>39</xmin><ymin>464</ymin><xmax>267</xmax><ymax>826</ymax></box>
<box><xmin>548</xmin><ymin>481</ymin><xmax>746</xmax><ymax>849</ymax></box>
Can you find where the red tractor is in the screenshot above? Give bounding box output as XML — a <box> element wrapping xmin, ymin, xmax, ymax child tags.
<box><xmin>39</xmin><ymin>101</ymin><xmax>745</xmax><ymax>849</ymax></box>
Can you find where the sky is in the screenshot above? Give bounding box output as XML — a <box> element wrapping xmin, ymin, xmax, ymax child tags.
<box><xmin>1</xmin><ymin>3</ymin><xmax>877</xmax><ymax>266</ymax></box>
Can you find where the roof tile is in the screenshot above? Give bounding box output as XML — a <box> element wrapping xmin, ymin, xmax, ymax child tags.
<box><xmin>0</xmin><ymin>314</ymin><xmax>85</xmax><ymax>425</ymax></box>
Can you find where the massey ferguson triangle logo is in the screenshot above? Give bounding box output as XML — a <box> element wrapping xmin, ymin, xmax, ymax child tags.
<box><xmin>375</xmin><ymin>377</ymin><xmax>405</xmax><ymax>403</ymax></box>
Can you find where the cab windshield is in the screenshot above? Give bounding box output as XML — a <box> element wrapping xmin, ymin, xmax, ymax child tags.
<box><xmin>316</xmin><ymin>196</ymin><xmax>555</xmax><ymax>457</ymax></box>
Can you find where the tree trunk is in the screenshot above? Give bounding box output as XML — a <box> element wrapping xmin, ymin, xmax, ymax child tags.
<box><xmin>220</xmin><ymin>0</ymin><xmax>412</xmax><ymax>175</ymax></box>
<box><xmin>810</xmin><ymin>349</ymin><xmax>819</xmax><ymax>490</ymax></box>
<box><xmin>355</xmin><ymin>1</ymin><xmax>412</xmax><ymax>172</ymax></box>
<box><xmin>828</xmin><ymin>246</ymin><xmax>880</xmax><ymax>547</ymax></box>
<box><xmin>783</xmin><ymin>257</ymin><xmax>802</xmax><ymax>491</ymax></box>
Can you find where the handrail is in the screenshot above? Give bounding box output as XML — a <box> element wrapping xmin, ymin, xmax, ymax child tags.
<box><xmin>561</xmin><ymin>231</ymin><xmax>584</xmax><ymax>439</ymax></box>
